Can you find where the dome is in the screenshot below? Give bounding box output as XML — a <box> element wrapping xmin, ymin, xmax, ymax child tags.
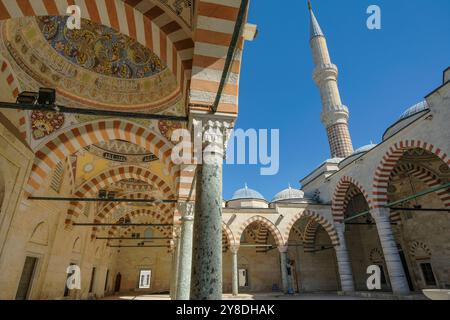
<box><xmin>399</xmin><ymin>101</ymin><xmax>429</xmax><ymax>120</ymax></box>
<box><xmin>353</xmin><ymin>144</ymin><xmax>377</xmax><ymax>155</ymax></box>
<box><xmin>231</xmin><ymin>184</ymin><xmax>265</xmax><ymax>200</ymax></box>
<box><xmin>272</xmin><ymin>186</ymin><xmax>305</xmax><ymax>202</ymax></box>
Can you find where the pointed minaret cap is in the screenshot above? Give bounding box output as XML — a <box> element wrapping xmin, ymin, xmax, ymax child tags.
<box><xmin>308</xmin><ymin>0</ymin><xmax>324</xmax><ymax>40</ymax></box>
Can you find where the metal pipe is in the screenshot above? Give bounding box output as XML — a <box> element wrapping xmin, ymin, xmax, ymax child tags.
<box><xmin>390</xmin><ymin>207</ymin><xmax>450</xmax><ymax>212</ymax></box>
<box><xmin>29</xmin><ymin>196</ymin><xmax>178</xmax><ymax>203</ymax></box>
<box><xmin>96</xmin><ymin>237</ymin><xmax>171</xmax><ymax>240</ymax></box>
<box><xmin>0</xmin><ymin>102</ymin><xmax>188</xmax><ymax>122</ymax></box>
<box><xmin>343</xmin><ymin>182</ymin><xmax>450</xmax><ymax>223</ymax></box>
<box><xmin>211</xmin><ymin>0</ymin><xmax>249</xmax><ymax>113</ymax></box>
<box><xmin>73</xmin><ymin>223</ymin><xmax>173</xmax><ymax>227</ymax></box>
<box><xmin>107</xmin><ymin>245</ymin><xmax>170</xmax><ymax>248</ymax></box>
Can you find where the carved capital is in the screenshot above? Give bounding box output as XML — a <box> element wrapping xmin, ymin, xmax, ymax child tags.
<box><xmin>177</xmin><ymin>201</ymin><xmax>195</xmax><ymax>221</ymax></box>
<box><xmin>229</xmin><ymin>245</ymin><xmax>240</xmax><ymax>254</ymax></box>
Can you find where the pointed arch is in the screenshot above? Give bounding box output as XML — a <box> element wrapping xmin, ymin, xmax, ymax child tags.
<box><xmin>284</xmin><ymin>210</ymin><xmax>339</xmax><ymax>246</ymax></box>
<box><xmin>26</xmin><ymin>119</ymin><xmax>178</xmax><ymax>196</ymax></box>
<box><xmin>372</xmin><ymin>139</ymin><xmax>449</xmax><ymax>209</ymax></box>
<box><xmin>236</xmin><ymin>216</ymin><xmax>284</xmax><ymax>247</ymax></box>
<box><xmin>65</xmin><ymin>165</ymin><xmax>175</xmax><ymax>226</ymax></box>
<box><xmin>332</xmin><ymin>176</ymin><xmax>372</xmax><ymax>223</ymax></box>
<box><xmin>29</xmin><ymin>221</ymin><xmax>49</xmax><ymax>245</ymax></box>
<box><xmin>222</xmin><ymin>222</ymin><xmax>235</xmax><ymax>247</ymax></box>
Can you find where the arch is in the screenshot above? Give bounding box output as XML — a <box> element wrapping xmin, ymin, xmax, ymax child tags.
<box><xmin>389</xmin><ymin>163</ymin><xmax>450</xmax><ymax>222</ymax></box>
<box><xmin>0</xmin><ymin>0</ymin><xmax>192</xmax><ymax>87</ymax></box>
<box><xmin>284</xmin><ymin>210</ymin><xmax>339</xmax><ymax>246</ymax></box>
<box><xmin>94</xmin><ymin>192</ymin><xmax>175</xmax><ymax>222</ymax></box>
<box><xmin>93</xmin><ymin>205</ymin><xmax>174</xmax><ymax>239</ymax></box>
<box><xmin>65</xmin><ymin>165</ymin><xmax>175</xmax><ymax>226</ymax></box>
<box><xmin>25</xmin><ymin>119</ymin><xmax>178</xmax><ymax>196</ymax></box>
<box><xmin>236</xmin><ymin>215</ymin><xmax>284</xmax><ymax>247</ymax></box>
<box><xmin>332</xmin><ymin>176</ymin><xmax>372</xmax><ymax>223</ymax></box>
<box><xmin>29</xmin><ymin>221</ymin><xmax>49</xmax><ymax>245</ymax></box>
<box><xmin>372</xmin><ymin>140</ymin><xmax>449</xmax><ymax>208</ymax></box>
<box><xmin>303</xmin><ymin>219</ymin><xmax>319</xmax><ymax>253</ymax></box>
<box><xmin>409</xmin><ymin>241</ymin><xmax>432</xmax><ymax>259</ymax></box>
<box><xmin>222</xmin><ymin>222</ymin><xmax>235</xmax><ymax>247</ymax></box>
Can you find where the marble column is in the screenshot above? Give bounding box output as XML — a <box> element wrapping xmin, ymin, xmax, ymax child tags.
<box><xmin>334</xmin><ymin>223</ymin><xmax>355</xmax><ymax>292</ymax></box>
<box><xmin>176</xmin><ymin>202</ymin><xmax>195</xmax><ymax>300</ymax></box>
<box><xmin>170</xmin><ymin>226</ymin><xmax>181</xmax><ymax>300</ymax></box>
<box><xmin>190</xmin><ymin>117</ymin><xmax>233</xmax><ymax>300</ymax></box>
<box><xmin>230</xmin><ymin>245</ymin><xmax>239</xmax><ymax>296</ymax></box>
<box><xmin>278</xmin><ymin>246</ymin><xmax>289</xmax><ymax>294</ymax></box>
<box><xmin>372</xmin><ymin>208</ymin><xmax>410</xmax><ymax>295</ymax></box>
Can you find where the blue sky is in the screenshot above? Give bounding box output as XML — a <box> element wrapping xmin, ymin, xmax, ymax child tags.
<box><xmin>222</xmin><ymin>0</ymin><xmax>450</xmax><ymax>200</ymax></box>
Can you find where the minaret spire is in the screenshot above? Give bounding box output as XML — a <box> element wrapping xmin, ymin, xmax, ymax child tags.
<box><xmin>308</xmin><ymin>1</ymin><xmax>354</xmax><ymax>158</ymax></box>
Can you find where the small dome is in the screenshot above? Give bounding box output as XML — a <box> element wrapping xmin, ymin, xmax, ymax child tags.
<box><xmin>399</xmin><ymin>101</ymin><xmax>429</xmax><ymax>120</ymax></box>
<box><xmin>231</xmin><ymin>184</ymin><xmax>265</xmax><ymax>200</ymax></box>
<box><xmin>353</xmin><ymin>144</ymin><xmax>377</xmax><ymax>155</ymax></box>
<box><xmin>272</xmin><ymin>186</ymin><xmax>305</xmax><ymax>202</ymax></box>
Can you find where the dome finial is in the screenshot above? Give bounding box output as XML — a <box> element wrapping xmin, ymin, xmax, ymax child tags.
<box><xmin>288</xmin><ymin>183</ymin><xmax>292</xmax><ymax>189</ymax></box>
<box><xmin>244</xmin><ymin>182</ymin><xmax>248</xmax><ymax>189</ymax></box>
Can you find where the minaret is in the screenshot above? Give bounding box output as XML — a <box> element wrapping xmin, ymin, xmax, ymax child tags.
<box><xmin>308</xmin><ymin>1</ymin><xmax>353</xmax><ymax>158</ymax></box>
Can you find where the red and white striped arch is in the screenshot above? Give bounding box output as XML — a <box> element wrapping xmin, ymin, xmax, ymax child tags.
<box><xmin>189</xmin><ymin>0</ymin><xmax>245</xmax><ymax>115</ymax></box>
<box><xmin>0</xmin><ymin>0</ymin><xmax>192</xmax><ymax>90</ymax></box>
<box><xmin>389</xmin><ymin>163</ymin><xmax>450</xmax><ymax>222</ymax></box>
<box><xmin>0</xmin><ymin>56</ymin><xmax>27</xmax><ymax>139</ymax></box>
<box><xmin>95</xmin><ymin>192</ymin><xmax>175</xmax><ymax>222</ymax></box>
<box><xmin>65</xmin><ymin>165</ymin><xmax>175</xmax><ymax>226</ymax></box>
<box><xmin>372</xmin><ymin>139</ymin><xmax>449</xmax><ymax>208</ymax></box>
<box><xmin>222</xmin><ymin>221</ymin><xmax>235</xmax><ymax>247</ymax></box>
<box><xmin>284</xmin><ymin>210</ymin><xmax>340</xmax><ymax>247</ymax></box>
<box><xmin>26</xmin><ymin>119</ymin><xmax>177</xmax><ymax>196</ymax></box>
<box><xmin>303</xmin><ymin>219</ymin><xmax>319</xmax><ymax>253</ymax></box>
<box><xmin>332</xmin><ymin>176</ymin><xmax>372</xmax><ymax>223</ymax></box>
<box><xmin>236</xmin><ymin>215</ymin><xmax>284</xmax><ymax>247</ymax></box>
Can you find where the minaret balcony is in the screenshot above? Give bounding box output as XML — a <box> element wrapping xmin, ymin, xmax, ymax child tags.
<box><xmin>313</xmin><ymin>63</ymin><xmax>338</xmax><ymax>84</ymax></box>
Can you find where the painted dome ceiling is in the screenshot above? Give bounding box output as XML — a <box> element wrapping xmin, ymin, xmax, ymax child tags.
<box><xmin>0</xmin><ymin>16</ymin><xmax>181</xmax><ymax>112</ymax></box>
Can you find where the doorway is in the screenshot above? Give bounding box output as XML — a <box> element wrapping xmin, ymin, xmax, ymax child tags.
<box><xmin>15</xmin><ymin>256</ymin><xmax>38</xmax><ymax>300</ymax></box>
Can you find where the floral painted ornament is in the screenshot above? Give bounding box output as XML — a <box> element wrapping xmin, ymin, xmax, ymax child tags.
<box><xmin>31</xmin><ymin>110</ymin><xmax>65</xmax><ymax>140</ymax></box>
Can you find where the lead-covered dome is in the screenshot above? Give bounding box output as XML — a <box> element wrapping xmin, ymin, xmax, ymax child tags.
<box><xmin>230</xmin><ymin>184</ymin><xmax>265</xmax><ymax>201</ymax></box>
<box><xmin>399</xmin><ymin>101</ymin><xmax>429</xmax><ymax>120</ymax></box>
<box><xmin>272</xmin><ymin>186</ymin><xmax>305</xmax><ymax>202</ymax></box>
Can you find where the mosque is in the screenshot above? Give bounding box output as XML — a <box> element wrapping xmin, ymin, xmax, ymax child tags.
<box><xmin>0</xmin><ymin>0</ymin><xmax>448</xmax><ymax>300</ymax></box>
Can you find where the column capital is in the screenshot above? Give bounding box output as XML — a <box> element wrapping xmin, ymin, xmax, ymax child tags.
<box><xmin>177</xmin><ymin>202</ymin><xmax>195</xmax><ymax>221</ymax></box>
<box><xmin>278</xmin><ymin>245</ymin><xmax>289</xmax><ymax>253</ymax></box>
<box><xmin>191</xmin><ymin>114</ymin><xmax>235</xmax><ymax>159</ymax></box>
<box><xmin>229</xmin><ymin>245</ymin><xmax>240</xmax><ymax>254</ymax></box>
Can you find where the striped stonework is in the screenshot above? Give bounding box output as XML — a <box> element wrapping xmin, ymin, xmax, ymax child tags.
<box><xmin>0</xmin><ymin>0</ymin><xmax>191</xmax><ymax>90</ymax></box>
<box><xmin>189</xmin><ymin>0</ymin><xmax>245</xmax><ymax>115</ymax></box>
<box><xmin>303</xmin><ymin>219</ymin><xmax>319</xmax><ymax>253</ymax></box>
<box><xmin>236</xmin><ymin>215</ymin><xmax>284</xmax><ymax>247</ymax></box>
<box><xmin>25</xmin><ymin>120</ymin><xmax>177</xmax><ymax>196</ymax></box>
<box><xmin>176</xmin><ymin>164</ymin><xmax>196</xmax><ymax>201</ymax></box>
<box><xmin>255</xmin><ymin>225</ymin><xmax>269</xmax><ymax>253</ymax></box>
<box><xmin>65</xmin><ymin>165</ymin><xmax>175</xmax><ymax>227</ymax></box>
<box><xmin>222</xmin><ymin>221</ymin><xmax>235</xmax><ymax>249</ymax></box>
<box><xmin>390</xmin><ymin>163</ymin><xmax>450</xmax><ymax>222</ymax></box>
<box><xmin>332</xmin><ymin>176</ymin><xmax>371</xmax><ymax>223</ymax></box>
<box><xmin>372</xmin><ymin>140</ymin><xmax>450</xmax><ymax>209</ymax></box>
<box><xmin>284</xmin><ymin>210</ymin><xmax>339</xmax><ymax>247</ymax></box>
<box><xmin>0</xmin><ymin>56</ymin><xmax>26</xmax><ymax>139</ymax></box>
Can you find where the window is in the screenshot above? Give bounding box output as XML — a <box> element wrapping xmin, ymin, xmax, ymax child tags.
<box><xmin>15</xmin><ymin>256</ymin><xmax>38</xmax><ymax>300</ymax></box>
<box><xmin>238</xmin><ymin>269</ymin><xmax>249</xmax><ymax>287</ymax></box>
<box><xmin>138</xmin><ymin>270</ymin><xmax>151</xmax><ymax>289</ymax></box>
<box><xmin>420</xmin><ymin>263</ymin><xmax>437</xmax><ymax>286</ymax></box>
<box><xmin>104</xmin><ymin>269</ymin><xmax>109</xmax><ymax>292</ymax></box>
<box><xmin>89</xmin><ymin>267</ymin><xmax>96</xmax><ymax>293</ymax></box>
